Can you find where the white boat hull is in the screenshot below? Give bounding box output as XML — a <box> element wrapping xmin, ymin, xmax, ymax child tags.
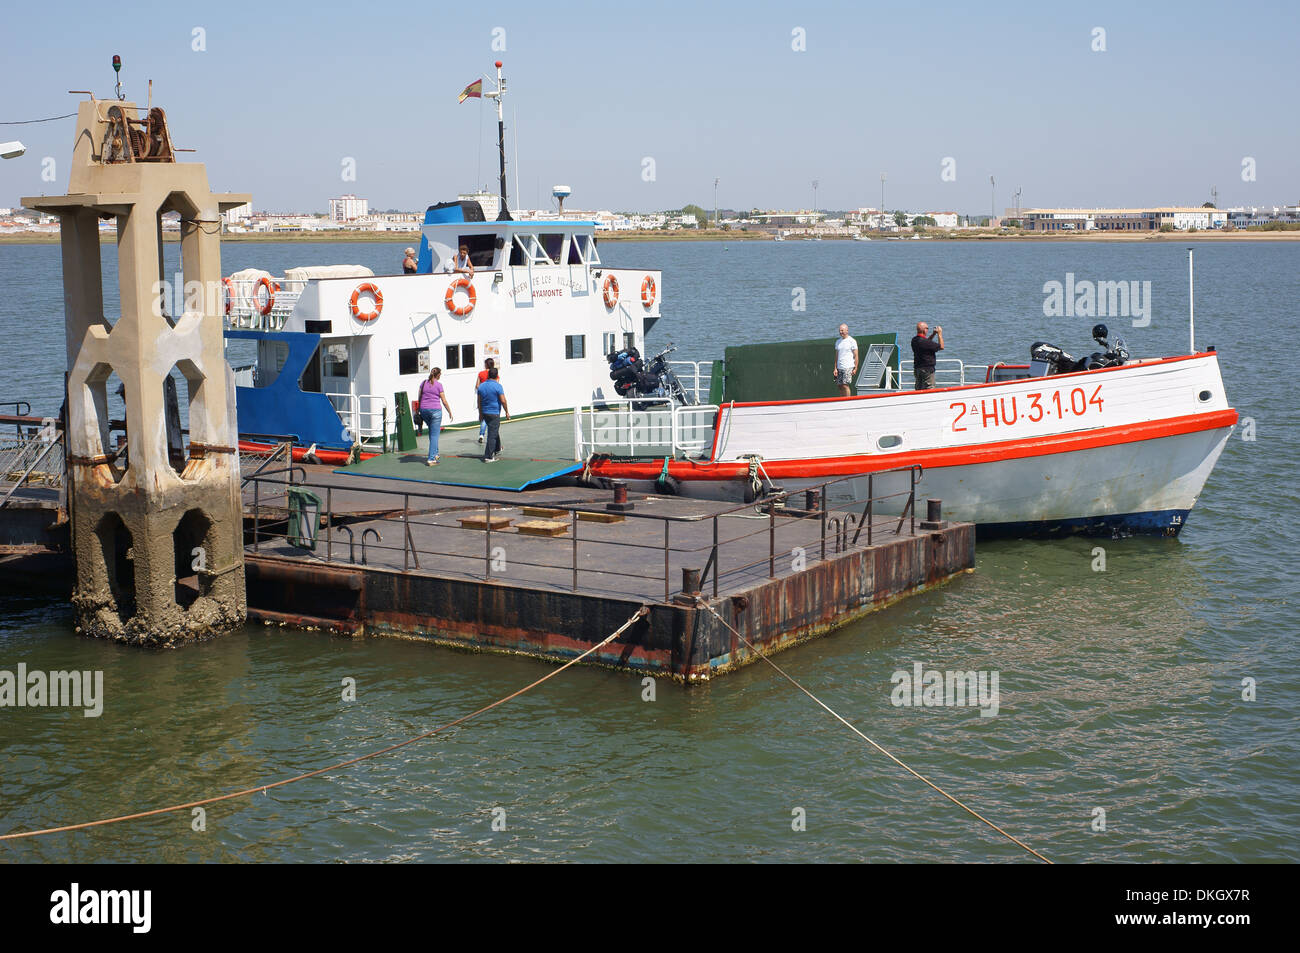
<box><xmin>594</xmin><ymin>353</ymin><xmax>1237</xmax><ymax>537</ymax></box>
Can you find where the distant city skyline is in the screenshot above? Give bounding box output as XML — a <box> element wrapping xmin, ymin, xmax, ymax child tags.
<box><xmin>3</xmin><ymin>1</ymin><xmax>1297</xmax><ymax>216</ymax></box>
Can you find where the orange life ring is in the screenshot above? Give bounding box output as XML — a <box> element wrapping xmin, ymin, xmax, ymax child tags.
<box><xmin>444</xmin><ymin>276</ymin><xmax>476</xmax><ymax>316</ymax></box>
<box><xmin>222</xmin><ymin>277</ymin><xmax>233</xmax><ymax>315</ymax></box>
<box><xmin>349</xmin><ymin>282</ymin><xmax>383</xmax><ymax>322</ymax></box>
<box><xmin>254</xmin><ymin>276</ymin><xmax>276</xmax><ymax>316</ymax></box>
<box><xmin>603</xmin><ymin>274</ymin><xmax>619</xmax><ymax>309</ymax></box>
<box><xmin>640</xmin><ymin>275</ymin><xmax>656</xmax><ymax>308</ymax></box>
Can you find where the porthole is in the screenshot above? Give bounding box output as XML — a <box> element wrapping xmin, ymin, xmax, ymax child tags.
<box><xmin>877</xmin><ymin>434</ymin><xmax>903</xmax><ymax>450</ymax></box>
<box><xmin>1197</xmin><ymin>390</ymin><xmax>1212</xmax><ymax>402</ymax></box>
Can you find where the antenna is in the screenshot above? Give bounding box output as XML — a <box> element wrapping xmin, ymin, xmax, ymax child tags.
<box><xmin>112</xmin><ymin>54</ymin><xmax>124</xmax><ymax>101</ymax></box>
<box><xmin>1188</xmin><ymin>247</ymin><xmax>1196</xmax><ymax>354</ymax></box>
<box><xmin>552</xmin><ymin>184</ymin><xmax>571</xmax><ymax>214</ymax></box>
<box><xmin>482</xmin><ymin>61</ymin><xmax>511</xmax><ymax>220</ymax></box>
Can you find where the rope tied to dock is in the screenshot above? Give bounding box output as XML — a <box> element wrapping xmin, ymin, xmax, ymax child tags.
<box><xmin>696</xmin><ymin>600</ymin><xmax>1053</xmax><ymax>864</ymax></box>
<box><xmin>0</xmin><ymin>607</ymin><xmax>651</xmax><ymax>842</ymax></box>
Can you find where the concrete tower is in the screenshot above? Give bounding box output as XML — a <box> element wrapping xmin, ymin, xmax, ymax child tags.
<box><xmin>25</xmin><ymin>97</ymin><xmax>250</xmax><ymax>644</ymax></box>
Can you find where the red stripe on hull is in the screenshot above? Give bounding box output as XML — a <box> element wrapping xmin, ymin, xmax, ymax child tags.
<box><xmin>238</xmin><ymin>440</ymin><xmax>378</xmax><ymax>466</ymax></box>
<box><xmin>591</xmin><ymin>409</ymin><xmax>1239</xmax><ymax>482</ymax></box>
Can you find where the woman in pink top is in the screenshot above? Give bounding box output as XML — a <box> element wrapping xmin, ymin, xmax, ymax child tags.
<box><xmin>417</xmin><ymin>368</ymin><xmax>453</xmax><ymax>465</ymax></box>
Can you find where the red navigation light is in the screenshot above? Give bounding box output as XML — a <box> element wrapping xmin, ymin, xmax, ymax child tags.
<box><xmin>112</xmin><ymin>54</ymin><xmax>121</xmax><ymax>73</ymax></box>
<box><xmin>495</xmin><ymin>60</ymin><xmax>502</xmax><ymax>68</ymax></box>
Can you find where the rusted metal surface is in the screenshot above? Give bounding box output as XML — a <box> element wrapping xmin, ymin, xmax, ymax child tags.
<box><xmin>242</xmin><ymin>521</ymin><xmax>974</xmax><ymax>681</ymax></box>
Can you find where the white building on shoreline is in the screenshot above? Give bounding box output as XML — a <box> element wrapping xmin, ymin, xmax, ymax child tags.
<box><xmin>329</xmin><ymin>194</ymin><xmax>368</xmax><ymax>222</ymax></box>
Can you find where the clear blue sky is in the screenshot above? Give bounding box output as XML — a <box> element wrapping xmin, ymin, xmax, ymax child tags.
<box><xmin>3</xmin><ymin>0</ymin><xmax>1297</xmax><ymax>215</ymax></box>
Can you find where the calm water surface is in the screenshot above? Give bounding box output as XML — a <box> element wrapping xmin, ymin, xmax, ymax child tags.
<box><xmin>1</xmin><ymin>238</ymin><xmax>1296</xmax><ymax>862</ymax></box>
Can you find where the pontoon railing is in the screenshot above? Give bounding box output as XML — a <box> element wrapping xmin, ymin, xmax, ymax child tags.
<box><xmin>242</xmin><ymin>464</ymin><xmax>927</xmax><ymax>603</ymax></box>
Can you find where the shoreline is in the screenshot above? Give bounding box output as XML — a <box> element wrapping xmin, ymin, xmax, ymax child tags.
<box><xmin>1</xmin><ymin>228</ymin><xmax>1297</xmax><ymax>245</ymax></box>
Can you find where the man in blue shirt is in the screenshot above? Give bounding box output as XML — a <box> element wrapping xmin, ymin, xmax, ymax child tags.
<box><xmin>476</xmin><ymin>368</ymin><xmax>510</xmax><ymax>462</ymax></box>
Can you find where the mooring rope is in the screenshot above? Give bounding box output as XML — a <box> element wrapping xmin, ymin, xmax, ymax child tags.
<box><xmin>697</xmin><ymin>601</ymin><xmax>1053</xmax><ymax>864</ymax></box>
<box><xmin>0</xmin><ymin>607</ymin><xmax>651</xmax><ymax>842</ymax></box>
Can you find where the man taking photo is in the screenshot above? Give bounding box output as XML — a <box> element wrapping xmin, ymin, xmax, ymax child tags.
<box><xmin>911</xmin><ymin>321</ymin><xmax>944</xmax><ymax>390</ymax></box>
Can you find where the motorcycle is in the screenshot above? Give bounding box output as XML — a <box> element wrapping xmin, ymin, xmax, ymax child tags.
<box><xmin>606</xmin><ymin>343</ymin><xmax>694</xmax><ymax>407</ymax></box>
<box><xmin>1030</xmin><ymin>323</ymin><xmax>1130</xmax><ymax>375</ymax></box>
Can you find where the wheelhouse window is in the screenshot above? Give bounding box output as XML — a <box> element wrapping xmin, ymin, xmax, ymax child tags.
<box><xmin>539</xmin><ymin>233</ymin><xmax>566</xmax><ymax>263</ymax></box>
<box><xmin>570</xmin><ymin>233</ymin><xmax>600</xmax><ymax>265</ymax></box>
<box><xmin>624</xmin><ymin>332</ymin><xmax>635</xmax><ymax>351</ymax></box>
<box><xmin>457</xmin><ymin>234</ymin><xmax>499</xmax><ymax>269</ymax></box>
<box><xmin>510</xmin><ymin>233</ymin><xmax>550</xmax><ymax>266</ymax></box>
<box><xmin>445</xmin><ymin>343</ymin><xmax>475</xmax><ymax>370</ymax></box>
<box><xmin>602</xmin><ymin>332</ymin><xmax>617</xmax><ymax>357</ymax></box>
<box><xmin>565</xmin><ymin>335</ymin><xmax>585</xmax><ymax>360</ymax></box>
<box><xmin>509</xmin><ymin>338</ymin><xmax>533</xmax><ymax>364</ymax></box>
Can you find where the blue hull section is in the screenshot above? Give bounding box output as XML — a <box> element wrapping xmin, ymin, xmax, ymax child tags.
<box><xmin>977</xmin><ymin>508</ymin><xmax>1192</xmax><ymax>540</ymax></box>
<box><xmin>226</xmin><ymin>330</ymin><xmax>353</xmax><ymax>450</ymax></box>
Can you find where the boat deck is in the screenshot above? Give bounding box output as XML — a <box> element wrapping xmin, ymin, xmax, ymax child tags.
<box><xmin>339</xmin><ymin>413</ymin><xmax>581</xmax><ymax>492</ymax></box>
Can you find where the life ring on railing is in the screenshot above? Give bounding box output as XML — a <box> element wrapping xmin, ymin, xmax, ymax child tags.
<box><xmin>254</xmin><ymin>277</ymin><xmax>277</xmax><ymax>316</ymax></box>
<box><xmin>444</xmin><ymin>276</ymin><xmax>476</xmax><ymax>316</ymax></box>
<box><xmin>349</xmin><ymin>282</ymin><xmax>383</xmax><ymax>322</ymax></box>
<box><xmin>640</xmin><ymin>275</ymin><xmax>656</xmax><ymax>308</ymax></box>
<box><xmin>222</xmin><ymin>277</ymin><xmax>233</xmax><ymax>315</ymax></box>
<box><xmin>603</xmin><ymin>274</ymin><xmax>619</xmax><ymax>309</ymax></box>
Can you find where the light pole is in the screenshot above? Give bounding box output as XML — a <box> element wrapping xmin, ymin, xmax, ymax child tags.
<box><xmin>1015</xmin><ymin>187</ymin><xmax>1022</xmax><ymax>219</ymax></box>
<box><xmin>880</xmin><ymin>173</ymin><xmax>886</xmax><ymax>221</ymax></box>
<box><xmin>713</xmin><ymin>177</ymin><xmax>719</xmax><ymax>228</ymax></box>
<box><xmin>989</xmin><ymin>175</ymin><xmax>996</xmax><ymax>226</ymax></box>
<box><xmin>812</xmin><ymin>179</ymin><xmax>819</xmax><ymax>227</ymax></box>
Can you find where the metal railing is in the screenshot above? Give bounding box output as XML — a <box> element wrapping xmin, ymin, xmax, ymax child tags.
<box><xmin>0</xmin><ymin>417</ymin><xmax>65</xmax><ymax>508</ymax></box>
<box><xmin>575</xmin><ymin>400</ymin><xmax>719</xmax><ymax>459</ymax></box>
<box><xmin>667</xmin><ymin>361</ymin><xmax>714</xmax><ymax>403</ymax></box>
<box><xmin>242</xmin><ymin>464</ymin><xmax>926</xmax><ymax>602</ymax></box>
<box><xmin>326</xmin><ymin>392</ymin><xmax>389</xmax><ymax>447</ymax></box>
<box><xmin>897</xmin><ymin>359</ymin><xmax>989</xmax><ymax>389</ymax></box>
<box><xmin>223</xmin><ymin>276</ymin><xmax>304</xmax><ymax>331</ymax></box>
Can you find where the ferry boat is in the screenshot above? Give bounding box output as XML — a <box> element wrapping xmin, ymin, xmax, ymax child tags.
<box><xmin>579</xmin><ymin>322</ymin><xmax>1238</xmax><ymax>538</ymax></box>
<box><xmin>223</xmin><ymin>208</ymin><xmax>661</xmax><ymax>463</ymax></box>
<box><xmin>222</xmin><ymin>64</ymin><xmax>662</xmax><ymax>464</ymax></box>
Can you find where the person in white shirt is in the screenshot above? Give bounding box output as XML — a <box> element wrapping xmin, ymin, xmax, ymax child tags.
<box><xmin>451</xmin><ymin>244</ymin><xmax>474</xmax><ymax>277</ymax></box>
<box><xmin>833</xmin><ymin>324</ymin><xmax>858</xmax><ymax>396</ymax></box>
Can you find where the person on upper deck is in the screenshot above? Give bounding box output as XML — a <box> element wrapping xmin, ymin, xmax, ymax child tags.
<box><xmin>452</xmin><ymin>244</ymin><xmax>474</xmax><ymax>277</ymax></box>
<box><xmin>402</xmin><ymin>247</ymin><xmax>418</xmax><ymax>274</ymax></box>
<box><xmin>912</xmin><ymin>321</ymin><xmax>944</xmax><ymax>390</ymax></box>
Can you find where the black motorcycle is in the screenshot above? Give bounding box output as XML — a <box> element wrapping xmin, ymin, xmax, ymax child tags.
<box><xmin>1030</xmin><ymin>323</ymin><xmax>1130</xmax><ymax>375</ymax></box>
<box><xmin>606</xmin><ymin>343</ymin><xmax>693</xmax><ymax>406</ymax></box>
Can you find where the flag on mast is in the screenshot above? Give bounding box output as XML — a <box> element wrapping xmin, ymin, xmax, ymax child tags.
<box><xmin>457</xmin><ymin>79</ymin><xmax>483</xmax><ymax>103</ymax></box>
